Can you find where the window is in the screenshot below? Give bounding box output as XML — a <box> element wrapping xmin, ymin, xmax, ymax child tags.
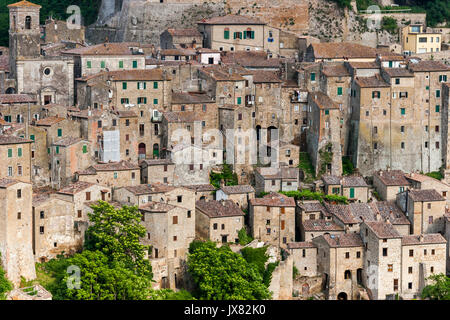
<box><xmin>153</xmin><ymin>82</ymin><xmax>158</xmax><ymax>89</ymax></box>
<box><xmin>153</xmin><ymin>99</ymin><xmax>158</xmax><ymax>105</ymax></box>
<box><xmin>401</xmin><ymin>126</ymin><xmax>404</xmax><ymax>133</ymax></box>
<box><xmin>100</xmin><ymin>61</ymin><xmax>105</xmax><ymax>69</ymax></box>
<box><xmin>137</xmin><ymin>97</ymin><xmax>147</xmax><ymax>104</ymax></box>
<box><xmin>173</xmin><ymin>236</ymin><xmax>177</xmax><ymax>241</ymax></box>
<box><xmin>121</xmin><ymin>98</ymin><xmax>129</xmax><ymax>104</ymax></box>
<box><xmin>7</xmin><ymin>148</ymin><xmax>12</xmax><ymax>158</ymax></box>
<box><xmin>173</xmin><ymin>216</ymin><xmax>178</xmax><ymax>224</ymax></box>
<box><xmin>388</xmin><ymin>264</ymin><xmax>393</xmax><ymax>272</ymax></box>
<box><xmin>78</xmin><ymin>210</ymin><xmax>82</xmax><ymax>218</ymax></box>
<box><xmin>436</xmin><ymin>125</ymin><xmax>440</xmax><ymax>132</ymax></box>
<box><xmin>436</xmin><ymin>142</ymin><xmax>440</xmax><ymax>149</ymax></box>
<box><xmin>408</xmin><ymin>282</ymin><xmax>412</xmax><ymax>290</ymax></box>
<box><xmin>409</xmin><ymin>249</ymin><xmax>414</xmax><ymax>257</ymax></box>
<box><xmin>87</xmin><ymin>61</ymin><xmax>91</xmax><ymax>69</ymax></box>
<box><xmin>40</xmin><ymin>211</ymin><xmax>44</xmax><ymax>219</ymax></box>
<box><xmin>17</xmin><ymin>189</ymin><xmax>21</xmax><ymax>198</ymax></box>
<box><xmin>40</xmin><ymin>226</ymin><xmax>44</xmax><ymax>234</ymax></box>
<box><xmin>310</xmin><ymin>73</ymin><xmax>316</xmax><ymax>81</ymax></box>
<box><xmin>281</xmin><ymin>220</ymin><xmax>285</xmax><ymax>230</ymax></box>
<box><xmin>345</xmin><ymin>252</ymin><xmax>350</xmax><ymax>259</ymax></box>
<box><xmin>436</xmin><ymin>105</ymin><xmax>440</xmax><ymax>112</ymax></box>
<box><xmin>177</xmin><ymin>196</ymin><xmax>182</xmax><ymax>203</ymax></box>
<box><xmin>122</xmin><ymin>82</ymin><xmax>127</xmax><ymax>90</ymax></box>
<box><xmin>17</xmin><ymin>166</ymin><xmax>22</xmax><ymax>176</ymax></box>
<box><xmin>82</xmin><ymin>145</ymin><xmax>87</xmax><ymax>154</ymax></box>
<box><xmin>374</xmin><ymin>143</ymin><xmax>378</xmax><ymax>150</ymax></box>
<box><xmin>400</xmin><ymin>108</ymin><xmax>405</xmax><ymax>115</ymax></box>
<box><xmin>436</xmin><ymin>90</ymin><xmax>441</xmax><ymax>98</ymax></box>
<box><xmin>119</xmin><ymin>60</ymin><xmax>123</xmax><ymax>68</ymax></box>
<box><xmin>427</xmin><ymin>203</ymin><xmax>431</xmax><ymax>209</ymax></box>
<box><xmin>86</xmin><ymin>192</ymin><xmax>91</xmax><ymax>201</ymax></box>
<box><xmin>432</xmin><ymin>249</ymin><xmax>435</xmax><ymax>255</ymax></box>
<box><xmin>372</xmin><ymin>91</ymin><xmax>380</xmax><ymax>98</ymax></box>
<box><xmin>429</xmin><ymin>216</ymin><xmax>433</xmax><ymax>224</ymax></box>
<box><xmin>125</xmin><ymin>119</ymin><xmax>130</xmax><ymax>126</ymax></box>
<box><xmin>213</xmin><ymin>223</ymin><xmax>217</xmax><ymax>230</ymax></box>
<box><xmin>337</xmin><ymin>87</ymin><xmax>343</xmax><ymax>96</ymax></box>
<box><xmin>55</xmin><ymin>146</ymin><xmax>59</xmax><ymax>154</ymax></box>
<box><xmin>7</xmin><ymin>166</ymin><xmax>12</xmax><ymax>176</ymax></box>
<box><xmin>114</xmin><ymin>172</ymin><xmax>118</xmax><ymax>179</ymax></box>
<box><xmin>383</xmin><ymin>248</ymin><xmax>388</xmax><ymax>256</ymax></box>
<box><xmin>187</xmin><ymin>211</ymin><xmax>191</xmax><ymax>218</ymax></box>
<box><xmin>237</xmin><ymin>97</ymin><xmax>242</xmax><ymax>105</ymax></box>
<box><xmin>131</xmin><ymin>172</ymin><xmax>135</xmax><ymax>180</ymax></box>
<box><xmin>325</xmin><ymin>109</ymin><xmax>329</xmax><ymax>115</ymax></box>
<box><xmin>401</xmin><ymin>142</ymin><xmax>405</xmax><ymax>149</ymax></box>
<box><xmin>132</xmin><ymin>61</ymin><xmax>138</xmax><ymax>68</ymax></box>
<box><xmin>224</xmin><ymin>28</ymin><xmax>230</xmax><ymax>39</ymax></box>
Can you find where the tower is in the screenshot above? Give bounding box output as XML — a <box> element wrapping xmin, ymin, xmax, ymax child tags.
<box><xmin>8</xmin><ymin>0</ymin><xmax>42</xmax><ymax>79</ymax></box>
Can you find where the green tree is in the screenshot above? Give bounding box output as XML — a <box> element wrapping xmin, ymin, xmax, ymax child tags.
<box><xmin>238</xmin><ymin>227</ymin><xmax>253</xmax><ymax>246</ymax></box>
<box><xmin>84</xmin><ymin>201</ymin><xmax>152</xmax><ymax>277</ymax></box>
<box><xmin>187</xmin><ymin>241</ymin><xmax>271</xmax><ymax>300</ymax></box>
<box><xmin>149</xmin><ymin>289</ymin><xmax>195</xmax><ymax>300</ymax></box>
<box><xmin>421</xmin><ymin>274</ymin><xmax>450</xmax><ymax>300</ymax></box>
<box><xmin>0</xmin><ymin>254</ymin><xmax>12</xmax><ymax>300</ymax></box>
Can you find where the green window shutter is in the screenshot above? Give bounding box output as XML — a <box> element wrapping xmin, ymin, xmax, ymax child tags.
<box><xmin>439</xmin><ymin>75</ymin><xmax>443</xmax><ymax>82</ymax></box>
<box><xmin>251</xmin><ymin>31</ymin><xmax>255</xmax><ymax>39</ymax></box>
<box><xmin>243</xmin><ymin>31</ymin><xmax>247</xmax><ymax>39</ymax></box>
<box><xmin>337</xmin><ymin>87</ymin><xmax>343</xmax><ymax>96</ymax></box>
<box><xmin>237</xmin><ymin>97</ymin><xmax>242</xmax><ymax>105</ymax></box>
<box><xmin>47</xmin><ymin>148</ymin><xmax>50</xmax><ymax>154</ymax></box>
<box><xmin>143</xmin><ymin>82</ymin><xmax>146</xmax><ymax>89</ymax></box>
<box><xmin>144</xmin><ymin>97</ymin><xmax>147</xmax><ymax>104</ymax></box>
<box><xmin>82</xmin><ymin>145</ymin><xmax>87</xmax><ymax>154</ymax></box>
<box><xmin>114</xmin><ymin>172</ymin><xmax>118</xmax><ymax>179</ymax></box>
<box><xmin>119</xmin><ymin>60</ymin><xmax>124</xmax><ymax>68</ymax></box>
<box><xmin>101</xmin><ymin>61</ymin><xmax>105</xmax><ymax>68</ymax></box>
<box><xmin>153</xmin><ymin>82</ymin><xmax>158</xmax><ymax>89</ymax></box>
<box><xmin>133</xmin><ymin>61</ymin><xmax>138</xmax><ymax>68</ymax></box>
<box><xmin>224</xmin><ymin>30</ymin><xmax>229</xmax><ymax>39</ymax></box>
<box><xmin>233</xmin><ymin>32</ymin><xmax>236</xmax><ymax>39</ymax></box>
<box><xmin>444</xmin><ymin>75</ymin><xmax>448</xmax><ymax>82</ymax></box>
<box><xmin>436</xmin><ymin>105</ymin><xmax>440</xmax><ymax>112</ymax></box>
<box><xmin>123</xmin><ymin>82</ymin><xmax>127</xmax><ymax>90</ymax></box>
<box><xmin>57</xmin><ymin>128</ymin><xmax>62</xmax><ymax>137</ymax></box>
<box><xmin>137</xmin><ymin>82</ymin><xmax>140</xmax><ymax>90</ymax></box>
<box><xmin>7</xmin><ymin>149</ymin><xmax>12</xmax><ymax>158</ymax></box>
<box><xmin>56</xmin><ymin>146</ymin><xmax>59</xmax><ymax>154</ymax></box>
<box><xmin>18</xmin><ymin>148</ymin><xmax>22</xmax><ymax>157</ymax></box>
<box><xmin>426</xmin><ymin>86</ymin><xmax>429</xmax><ymax>90</ymax></box>
<box><xmin>154</xmin><ymin>99</ymin><xmax>158</xmax><ymax>105</ymax></box>
<box><xmin>436</xmin><ymin>90</ymin><xmax>440</xmax><ymax>98</ymax></box>
<box><xmin>389</xmin><ymin>61</ymin><xmax>393</xmax><ymax>68</ymax></box>
<box><xmin>30</xmin><ymin>134</ymin><xmax>35</xmax><ymax>141</ymax></box>
<box><xmin>310</xmin><ymin>73</ymin><xmax>315</xmax><ymax>81</ymax></box>
<box><xmin>87</xmin><ymin>61</ymin><xmax>91</xmax><ymax>69</ymax></box>
<box><xmin>401</xmin><ymin>108</ymin><xmax>405</xmax><ymax>115</ymax></box>
<box><xmin>350</xmin><ymin>188</ymin><xmax>355</xmax><ymax>198</ymax></box>
<box><xmin>325</xmin><ymin>109</ymin><xmax>329</xmax><ymax>115</ymax></box>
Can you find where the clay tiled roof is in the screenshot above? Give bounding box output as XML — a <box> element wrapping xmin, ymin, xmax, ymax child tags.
<box><xmin>196</xmin><ymin>199</ymin><xmax>245</xmax><ymax>218</ymax></box>
<box><xmin>348</xmin><ymin>61</ymin><xmax>379</xmax><ymax>69</ymax></box>
<box><xmin>321</xmin><ymin>233</ymin><xmax>364</xmax><ymax>248</ymax></box>
<box><xmin>35</xmin><ymin>116</ymin><xmax>65</xmax><ymax>126</ymax></box>
<box><xmin>57</xmin><ymin>181</ymin><xmax>94</xmax><ymax>195</ymax></box>
<box><xmin>0</xmin><ymin>178</ymin><xmax>20</xmax><ymax>188</ymax></box>
<box><xmin>303</xmin><ymin>219</ymin><xmax>344</xmax><ymax>231</ymax></box>
<box><xmin>322</xmin><ymin>64</ymin><xmax>351</xmax><ymax>77</ymax></box>
<box><xmin>355</xmin><ymin>75</ymin><xmax>390</xmax><ymax>88</ymax></box>
<box><xmin>200</xmin><ymin>66</ymin><xmax>246</xmax><ymax>81</ymax></box>
<box><xmin>184</xmin><ymin>184</ymin><xmax>216</xmax><ymax>192</ymax></box>
<box><xmin>321</xmin><ymin>175</ymin><xmax>341</xmax><ymax>185</ymax></box>
<box><xmin>161</xmin><ymin>48</ymin><xmax>196</xmax><ymax>56</ymax></box>
<box><xmin>198</xmin><ymin>15</ymin><xmax>265</xmax><ymax>25</ymax></box>
<box><xmin>167</xmin><ymin>28</ymin><xmax>202</xmax><ymax>37</ymax></box>
<box><xmin>0</xmin><ymin>94</ymin><xmax>37</xmax><ymax>104</ymax></box>
<box><xmin>364</xmin><ymin>221</ymin><xmax>402</xmax><ymax>239</ymax></box>
<box><xmin>63</xmin><ymin>42</ymin><xmax>141</xmax><ymax>56</ymax></box>
<box><xmin>310</xmin><ymin>42</ymin><xmax>378</xmax><ymax>59</ymax></box>
<box><xmin>140</xmin><ymin>158</ymin><xmax>174</xmax><ymax>166</ymax></box>
<box><xmin>349</xmin><ymin>203</ymin><xmax>378</xmax><ymax>223</ymax></box>
<box><xmin>374</xmin><ymin>201</ymin><xmax>410</xmax><ymax>225</ymax></box>
<box><xmin>323</xmin><ymin>203</ymin><xmax>359</xmax><ymax>224</ymax></box>
<box><xmin>0</xmin><ymin>135</ymin><xmax>32</xmax><ymax>144</ymax></box>
<box><xmin>124</xmin><ymin>184</ymin><xmax>175</xmax><ymax>195</ymax></box>
<box><xmin>78</xmin><ymin>161</ymin><xmax>139</xmax><ymax>174</ymax></box>
<box><xmin>408</xmin><ymin>189</ymin><xmax>445</xmax><ymax>202</ymax></box>
<box><xmin>408</xmin><ymin>60</ymin><xmax>450</xmax><ymax>72</ymax></box>
<box><xmin>287</xmin><ymin>242</ymin><xmax>316</xmax><ymax>249</ymax></box>
<box><xmin>8</xmin><ymin>0</ymin><xmax>41</xmax><ymax>8</ymax></box>
<box><xmin>310</xmin><ymin>91</ymin><xmax>339</xmax><ymax>109</ymax></box>
<box><xmin>220</xmin><ymin>185</ymin><xmax>254</xmax><ymax>194</ymax></box>
<box><xmin>171</xmin><ymin>92</ymin><xmax>215</xmax><ymax>104</ymax></box>
<box><xmin>52</xmin><ymin>137</ymin><xmax>83</xmax><ymax>147</ymax></box>
<box><xmin>342</xmin><ymin>175</ymin><xmax>368</xmax><ymax>188</ymax></box>
<box><xmin>250</xmin><ymin>192</ymin><xmax>296</xmax><ymax>207</ymax></box>
<box><xmin>374</xmin><ymin>170</ymin><xmax>409</xmax><ymax>186</ymax></box>
<box><xmin>402</xmin><ymin>234</ymin><xmax>446</xmax><ymax>246</ymax></box>
<box><xmin>250</xmin><ymin>70</ymin><xmax>283</xmax><ymax>83</ymax></box>
<box><xmin>221</xmin><ymin>51</ymin><xmax>281</xmax><ymax>68</ymax></box>
<box><xmin>383</xmin><ymin>67</ymin><xmax>414</xmax><ymax>77</ymax></box>
<box><xmin>298</xmin><ymin>201</ymin><xmax>328</xmax><ymax>215</ymax></box>
<box><xmin>256</xmin><ymin>167</ymin><xmax>299</xmax><ymax>180</ymax></box>
<box><xmin>140</xmin><ymin>201</ymin><xmax>176</xmax><ymax>213</ymax></box>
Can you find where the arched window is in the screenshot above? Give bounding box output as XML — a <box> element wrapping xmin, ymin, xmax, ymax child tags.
<box><xmin>25</xmin><ymin>16</ymin><xmax>31</xmax><ymax>30</ymax></box>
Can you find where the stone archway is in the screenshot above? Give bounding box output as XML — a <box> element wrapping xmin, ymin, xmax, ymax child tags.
<box><xmin>337</xmin><ymin>292</ymin><xmax>348</xmax><ymax>300</ymax></box>
<box><xmin>5</xmin><ymin>87</ymin><xmax>15</xmax><ymax>94</ymax></box>
<box><xmin>302</xmin><ymin>283</ymin><xmax>310</xmax><ymax>296</ymax></box>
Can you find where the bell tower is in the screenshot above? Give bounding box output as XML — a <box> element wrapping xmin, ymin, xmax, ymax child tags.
<box><xmin>8</xmin><ymin>0</ymin><xmax>42</xmax><ymax>79</ymax></box>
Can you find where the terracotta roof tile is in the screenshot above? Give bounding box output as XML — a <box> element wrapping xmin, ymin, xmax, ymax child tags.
<box><xmin>250</xmin><ymin>70</ymin><xmax>283</xmax><ymax>83</ymax></box>
<box><xmin>408</xmin><ymin>60</ymin><xmax>450</xmax><ymax>72</ymax></box>
<box><xmin>167</xmin><ymin>28</ymin><xmax>202</xmax><ymax>37</ymax></box>
<box><xmin>383</xmin><ymin>67</ymin><xmax>414</xmax><ymax>77</ymax></box>
<box><xmin>0</xmin><ymin>94</ymin><xmax>37</xmax><ymax>104</ymax></box>
<box><xmin>322</xmin><ymin>64</ymin><xmax>351</xmax><ymax>77</ymax></box>
<box><xmin>374</xmin><ymin>170</ymin><xmax>410</xmax><ymax>186</ymax></box>
<box><xmin>123</xmin><ymin>184</ymin><xmax>175</xmax><ymax>195</ymax></box>
<box><xmin>140</xmin><ymin>158</ymin><xmax>174</xmax><ymax>166</ymax></box>
<box><xmin>57</xmin><ymin>181</ymin><xmax>94</xmax><ymax>195</ymax></box>
<box><xmin>323</xmin><ymin>203</ymin><xmax>359</xmax><ymax>224</ymax></box>
<box><xmin>171</xmin><ymin>92</ymin><xmax>215</xmax><ymax>104</ymax></box>
<box><xmin>374</xmin><ymin>201</ymin><xmax>410</xmax><ymax>225</ymax></box>
<box><xmin>0</xmin><ymin>135</ymin><xmax>32</xmax><ymax>144</ymax></box>
<box><xmin>355</xmin><ymin>74</ymin><xmax>390</xmax><ymax>88</ymax></box>
<box><xmin>0</xmin><ymin>178</ymin><xmax>20</xmax><ymax>188</ymax></box>
<box><xmin>196</xmin><ymin>199</ymin><xmax>245</xmax><ymax>218</ymax></box>
<box><xmin>310</xmin><ymin>42</ymin><xmax>378</xmax><ymax>59</ymax></box>
<box><xmin>163</xmin><ymin>111</ymin><xmax>201</xmax><ymax>123</ymax></box>
<box><xmin>184</xmin><ymin>184</ymin><xmax>216</xmax><ymax>192</ymax></box>
<box><xmin>402</xmin><ymin>234</ymin><xmax>446</xmax><ymax>246</ymax></box>
<box><xmin>221</xmin><ymin>51</ymin><xmax>281</xmax><ymax>68</ymax></box>
<box><xmin>139</xmin><ymin>201</ymin><xmax>176</xmax><ymax>213</ymax></box>
<box><xmin>220</xmin><ymin>185</ymin><xmax>254</xmax><ymax>194</ymax></box>
<box><xmin>302</xmin><ymin>219</ymin><xmax>344</xmax><ymax>231</ymax></box>
<box><xmin>52</xmin><ymin>137</ymin><xmax>83</xmax><ymax>147</ymax></box>
<box><xmin>408</xmin><ymin>189</ymin><xmax>445</xmax><ymax>202</ymax></box>
<box><xmin>35</xmin><ymin>116</ymin><xmax>65</xmax><ymax>126</ymax></box>
<box><xmin>287</xmin><ymin>241</ymin><xmax>316</xmax><ymax>249</ymax></box>
<box><xmin>63</xmin><ymin>42</ymin><xmax>142</xmax><ymax>56</ymax></box>
<box><xmin>364</xmin><ymin>221</ymin><xmax>402</xmax><ymax>239</ymax></box>
<box><xmin>321</xmin><ymin>233</ymin><xmax>364</xmax><ymax>248</ymax></box>
<box><xmin>198</xmin><ymin>15</ymin><xmax>264</xmax><ymax>25</ymax></box>
<box><xmin>310</xmin><ymin>91</ymin><xmax>339</xmax><ymax>109</ymax></box>
<box><xmin>8</xmin><ymin>0</ymin><xmax>41</xmax><ymax>8</ymax></box>
<box><xmin>250</xmin><ymin>192</ymin><xmax>296</xmax><ymax>207</ymax></box>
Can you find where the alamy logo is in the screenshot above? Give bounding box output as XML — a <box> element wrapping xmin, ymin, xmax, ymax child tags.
<box><xmin>66</xmin><ymin>265</ymin><xmax>81</xmax><ymax>289</ymax></box>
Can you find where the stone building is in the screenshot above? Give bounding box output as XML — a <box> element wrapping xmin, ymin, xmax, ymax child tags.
<box><xmin>215</xmin><ymin>184</ymin><xmax>255</xmax><ymax>211</ymax></box>
<box><xmin>160</xmin><ymin>28</ymin><xmax>203</xmax><ymax>50</ymax></box>
<box><xmin>306</xmin><ymin>91</ymin><xmax>342</xmax><ymax>177</ymax></box>
<box><xmin>41</xmin><ymin>18</ymin><xmax>85</xmax><ymax>45</ymax></box>
<box><xmin>139</xmin><ymin>200</ymin><xmax>195</xmax><ymax>290</ymax></box>
<box><xmin>76</xmin><ymin>160</ymin><xmax>140</xmax><ymax>188</ymax></box>
<box><xmin>0</xmin><ymin>178</ymin><xmax>36</xmax><ymax>286</ymax></box>
<box><xmin>313</xmin><ymin>233</ymin><xmax>364</xmax><ymax>300</ymax></box>
<box><xmin>321</xmin><ymin>175</ymin><xmax>369</xmax><ymax>203</ymax></box>
<box><xmin>184</xmin><ymin>184</ymin><xmax>216</xmax><ymax>201</ymax></box>
<box><xmin>373</xmin><ymin>169</ymin><xmax>410</xmax><ymax>201</ymax></box>
<box><xmin>254</xmin><ymin>166</ymin><xmax>299</xmax><ymax>194</ymax></box>
<box><xmin>0</xmin><ymin>135</ymin><xmax>32</xmax><ymax>182</ymax></box>
<box><xmin>8</xmin><ymin>1</ymin><xmax>75</xmax><ymax>106</ymax></box>
<box><xmin>197</xmin><ymin>15</ymin><xmax>280</xmax><ymax>54</ymax></box>
<box><xmin>401</xmin><ymin>25</ymin><xmax>442</xmax><ymax>54</ymax></box>
<box><xmin>287</xmin><ymin>242</ymin><xmax>318</xmax><ymax>277</ymax></box>
<box><xmin>301</xmin><ymin>219</ymin><xmax>345</xmax><ymax>242</ymax></box>
<box><xmin>405</xmin><ymin>172</ymin><xmax>450</xmax><ymax>205</ymax></box>
<box><xmin>195</xmin><ymin>199</ymin><xmax>244</xmax><ymax>244</ymax></box>
<box><xmin>139</xmin><ymin>159</ymin><xmax>175</xmax><ymax>185</ymax></box>
<box><xmin>248</xmin><ymin>192</ymin><xmax>296</xmax><ymax>248</ymax></box>
<box><xmin>396</xmin><ymin>189</ymin><xmax>446</xmax><ymax>235</ymax></box>
<box><xmin>304</xmin><ymin>43</ymin><xmax>378</xmax><ymax>63</ymax></box>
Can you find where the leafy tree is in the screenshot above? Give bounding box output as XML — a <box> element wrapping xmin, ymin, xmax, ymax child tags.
<box><xmin>210</xmin><ymin>163</ymin><xmax>238</xmax><ymax>189</ymax></box>
<box><xmin>187</xmin><ymin>241</ymin><xmax>271</xmax><ymax>300</ymax></box>
<box><xmin>238</xmin><ymin>227</ymin><xmax>253</xmax><ymax>246</ymax></box>
<box><xmin>0</xmin><ymin>254</ymin><xmax>12</xmax><ymax>300</ymax></box>
<box><xmin>84</xmin><ymin>201</ymin><xmax>152</xmax><ymax>277</ymax></box>
<box><xmin>381</xmin><ymin>16</ymin><xmax>398</xmax><ymax>33</ymax></box>
<box><xmin>149</xmin><ymin>289</ymin><xmax>195</xmax><ymax>300</ymax></box>
<box><xmin>49</xmin><ymin>250</ymin><xmax>152</xmax><ymax>300</ymax></box>
<box><xmin>421</xmin><ymin>274</ymin><xmax>450</xmax><ymax>300</ymax></box>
